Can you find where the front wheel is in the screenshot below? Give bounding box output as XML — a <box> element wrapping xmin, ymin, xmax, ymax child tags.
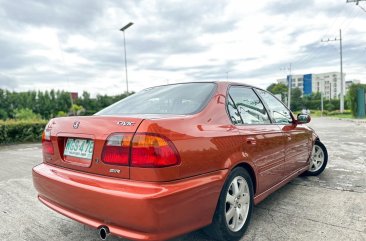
<box><xmin>305</xmin><ymin>141</ymin><xmax>328</xmax><ymax>176</ymax></box>
<box><xmin>204</xmin><ymin>167</ymin><xmax>254</xmax><ymax>241</ymax></box>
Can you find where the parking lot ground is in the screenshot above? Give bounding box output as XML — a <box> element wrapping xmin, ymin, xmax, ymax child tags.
<box><xmin>0</xmin><ymin>118</ymin><xmax>365</xmax><ymax>241</ymax></box>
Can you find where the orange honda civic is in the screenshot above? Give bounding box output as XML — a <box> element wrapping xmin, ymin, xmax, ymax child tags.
<box><xmin>32</xmin><ymin>82</ymin><xmax>328</xmax><ymax>241</ymax></box>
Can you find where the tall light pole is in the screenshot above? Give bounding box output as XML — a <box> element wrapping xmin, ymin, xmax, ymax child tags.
<box><xmin>226</xmin><ymin>71</ymin><xmax>231</xmax><ymax>81</ymax></box>
<box><xmin>281</xmin><ymin>64</ymin><xmax>292</xmax><ymax>109</ymax></box>
<box><xmin>120</xmin><ymin>22</ymin><xmax>133</xmax><ymax>93</ymax></box>
<box><xmin>321</xmin><ymin>29</ymin><xmax>344</xmax><ymax>113</ymax></box>
<box><xmin>288</xmin><ymin>66</ymin><xmax>292</xmax><ymax>110</ymax></box>
<box><xmin>340</xmin><ymin>29</ymin><xmax>344</xmax><ymax>113</ymax></box>
<box><xmin>321</xmin><ymin>79</ymin><xmax>324</xmax><ymax>116</ymax></box>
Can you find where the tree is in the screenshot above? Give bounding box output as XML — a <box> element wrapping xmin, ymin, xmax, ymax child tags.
<box><xmin>55</xmin><ymin>91</ymin><xmax>72</xmax><ymax>114</ymax></box>
<box><xmin>0</xmin><ymin>88</ymin><xmax>133</xmax><ymax>119</ymax></box>
<box><xmin>291</xmin><ymin>88</ymin><xmax>303</xmax><ymax>111</ymax></box>
<box><xmin>56</xmin><ymin>111</ymin><xmax>67</xmax><ymax>117</ymax></box>
<box><xmin>267</xmin><ymin>83</ymin><xmax>288</xmax><ymax>95</ymax></box>
<box><xmin>76</xmin><ymin>91</ymin><xmax>96</xmax><ymax>115</ymax></box>
<box><xmin>267</xmin><ymin>83</ymin><xmax>288</xmax><ymax>102</ymax></box>
<box><xmin>14</xmin><ymin>108</ymin><xmax>41</xmax><ymax>120</ymax></box>
<box><xmin>325</xmin><ymin>102</ymin><xmax>335</xmax><ymax>111</ymax></box>
<box><xmin>70</xmin><ymin>104</ymin><xmax>85</xmax><ymax>116</ymax></box>
<box><xmin>0</xmin><ymin>108</ymin><xmax>8</xmax><ymax>120</ymax></box>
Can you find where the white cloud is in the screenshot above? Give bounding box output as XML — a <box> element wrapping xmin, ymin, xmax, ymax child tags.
<box><xmin>0</xmin><ymin>0</ymin><xmax>365</xmax><ymax>96</ymax></box>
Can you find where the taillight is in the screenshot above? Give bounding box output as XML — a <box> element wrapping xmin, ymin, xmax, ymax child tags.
<box><xmin>101</xmin><ymin>133</ymin><xmax>133</xmax><ymax>165</ymax></box>
<box><xmin>42</xmin><ymin>130</ymin><xmax>54</xmax><ymax>155</ymax></box>
<box><xmin>101</xmin><ymin>133</ymin><xmax>180</xmax><ymax>168</ymax></box>
<box><xmin>131</xmin><ymin>133</ymin><xmax>180</xmax><ymax>168</ymax></box>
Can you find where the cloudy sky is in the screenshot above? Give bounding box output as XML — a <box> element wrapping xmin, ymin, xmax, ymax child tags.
<box><xmin>0</xmin><ymin>0</ymin><xmax>365</xmax><ymax>96</ymax></box>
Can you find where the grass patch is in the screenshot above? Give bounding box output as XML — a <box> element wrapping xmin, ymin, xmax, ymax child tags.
<box><xmin>294</xmin><ymin>110</ymin><xmax>358</xmax><ymax>119</ymax></box>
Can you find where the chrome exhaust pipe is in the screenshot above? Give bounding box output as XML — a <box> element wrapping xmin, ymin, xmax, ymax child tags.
<box><xmin>99</xmin><ymin>226</ymin><xmax>109</xmax><ymax>240</ymax></box>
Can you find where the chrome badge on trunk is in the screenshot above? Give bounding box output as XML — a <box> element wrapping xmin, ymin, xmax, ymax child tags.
<box><xmin>73</xmin><ymin>121</ymin><xmax>80</xmax><ymax>129</ymax></box>
<box><xmin>117</xmin><ymin>121</ymin><xmax>135</xmax><ymax>126</ymax></box>
<box><xmin>109</xmin><ymin>169</ymin><xmax>121</xmax><ymax>174</ymax></box>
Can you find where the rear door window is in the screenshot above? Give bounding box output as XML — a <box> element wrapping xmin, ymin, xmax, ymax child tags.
<box><xmin>228</xmin><ymin>86</ymin><xmax>270</xmax><ymax>125</ymax></box>
<box><xmin>227</xmin><ymin>96</ymin><xmax>243</xmax><ymax>125</ymax></box>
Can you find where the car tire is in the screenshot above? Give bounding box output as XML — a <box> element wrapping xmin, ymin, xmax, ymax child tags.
<box><xmin>204</xmin><ymin>167</ymin><xmax>254</xmax><ymax>241</ymax></box>
<box><xmin>305</xmin><ymin>141</ymin><xmax>328</xmax><ymax>176</ymax></box>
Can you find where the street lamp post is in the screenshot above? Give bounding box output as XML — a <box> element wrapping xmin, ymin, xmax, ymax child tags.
<box><xmin>226</xmin><ymin>71</ymin><xmax>231</xmax><ymax>81</ymax></box>
<box><xmin>320</xmin><ymin>29</ymin><xmax>344</xmax><ymax>113</ymax></box>
<box><xmin>321</xmin><ymin>79</ymin><xmax>324</xmax><ymax>116</ymax></box>
<box><xmin>288</xmin><ymin>74</ymin><xmax>292</xmax><ymax>109</ymax></box>
<box><xmin>120</xmin><ymin>22</ymin><xmax>133</xmax><ymax>93</ymax></box>
<box><xmin>280</xmin><ymin>64</ymin><xmax>292</xmax><ymax>109</ymax></box>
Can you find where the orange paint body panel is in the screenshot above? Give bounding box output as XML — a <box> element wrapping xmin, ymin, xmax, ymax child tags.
<box><xmin>33</xmin><ymin>164</ymin><xmax>227</xmax><ymax>241</ymax></box>
<box><xmin>32</xmin><ymin>82</ymin><xmax>316</xmax><ymax>240</ymax></box>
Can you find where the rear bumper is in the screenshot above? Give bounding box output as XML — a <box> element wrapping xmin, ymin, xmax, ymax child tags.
<box><xmin>32</xmin><ymin>163</ymin><xmax>227</xmax><ymax>241</ymax></box>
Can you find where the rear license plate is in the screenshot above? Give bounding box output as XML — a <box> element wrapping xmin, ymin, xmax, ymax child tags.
<box><xmin>64</xmin><ymin>138</ymin><xmax>94</xmax><ymax>160</ymax></box>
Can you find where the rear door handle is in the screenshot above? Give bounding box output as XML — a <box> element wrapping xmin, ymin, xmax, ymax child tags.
<box><xmin>246</xmin><ymin>138</ymin><xmax>257</xmax><ymax>145</ymax></box>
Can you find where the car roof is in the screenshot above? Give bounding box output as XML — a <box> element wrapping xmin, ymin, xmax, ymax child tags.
<box><xmin>213</xmin><ymin>81</ymin><xmax>265</xmax><ymax>90</ymax></box>
<box><xmin>142</xmin><ymin>81</ymin><xmax>267</xmax><ymax>92</ymax></box>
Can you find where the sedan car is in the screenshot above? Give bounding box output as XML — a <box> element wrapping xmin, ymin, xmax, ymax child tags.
<box><xmin>32</xmin><ymin>82</ymin><xmax>328</xmax><ymax>241</ymax></box>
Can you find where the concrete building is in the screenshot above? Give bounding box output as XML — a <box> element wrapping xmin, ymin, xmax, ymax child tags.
<box><xmin>277</xmin><ymin>72</ymin><xmax>356</xmax><ymax>100</ymax></box>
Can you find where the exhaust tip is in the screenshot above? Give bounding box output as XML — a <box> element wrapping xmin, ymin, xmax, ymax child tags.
<box><xmin>99</xmin><ymin>226</ymin><xmax>109</xmax><ymax>240</ymax></box>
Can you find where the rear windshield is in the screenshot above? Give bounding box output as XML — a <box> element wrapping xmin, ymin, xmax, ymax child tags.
<box><xmin>96</xmin><ymin>83</ymin><xmax>216</xmax><ymax>115</ymax></box>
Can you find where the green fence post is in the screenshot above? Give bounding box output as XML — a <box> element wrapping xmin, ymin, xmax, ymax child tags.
<box><xmin>357</xmin><ymin>88</ymin><xmax>366</xmax><ymax>118</ymax></box>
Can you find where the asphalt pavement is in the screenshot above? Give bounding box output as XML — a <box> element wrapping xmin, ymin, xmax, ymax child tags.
<box><xmin>0</xmin><ymin>118</ymin><xmax>365</xmax><ymax>241</ymax></box>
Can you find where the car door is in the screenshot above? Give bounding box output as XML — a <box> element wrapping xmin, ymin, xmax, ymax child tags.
<box><xmin>255</xmin><ymin>89</ymin><xmax>311</xmax><ymax>176</ymax></box>
<box><xmin>227</xmin><ymin>86</ymin><xmax>287</xmax><ymax>194</ymax></box>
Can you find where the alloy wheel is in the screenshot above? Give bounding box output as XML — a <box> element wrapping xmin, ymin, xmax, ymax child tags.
<box><xmin>309</xmin><ymin>144</ymin><xmax>325</xmax><ymax>172</ymax></box>
<box><xmin>225</xmin><ymin>176</ymin><xmax>250</xmax><ymax>232</ymax></box>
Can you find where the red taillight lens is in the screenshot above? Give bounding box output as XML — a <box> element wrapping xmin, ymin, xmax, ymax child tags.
<box><xmin>101</xmin><ymin>133</ymin><xmax>132</xmax><ymax>165</ymax></box>
<box><xmin>131</xmin><ymin>133</ymin><xmax>180</xmax><ymax>168</ymax></box>
<box><xmin>42</xmin><ymin>130</ymin><xmax>54</xmax><ymax>155</ymax></box>
<box><xmin>101</xmin><ymin>133</ymin><xmax>180</xmax><ymax>168</ymax></box>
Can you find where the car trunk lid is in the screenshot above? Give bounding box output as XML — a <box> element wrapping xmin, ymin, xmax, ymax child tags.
<box><xmin>43</xmin><ymin>116</ymin><xmax>144</xmax><ymax>179</ymax></box>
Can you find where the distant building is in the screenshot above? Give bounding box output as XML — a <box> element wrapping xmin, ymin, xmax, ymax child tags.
<box><xmin>276</xmin><ymin>72</ymin><xmax>358</xmax><ymax>100</ymax></box>
<box><xmin>70</xmin><ymin>92</ymin><xmax>78</xmax><ymax>104</ymax></box>
<box><xmin>70</xmin><ymin>92</ymin><xmax>78</xmax><ymax>101</ymax></box>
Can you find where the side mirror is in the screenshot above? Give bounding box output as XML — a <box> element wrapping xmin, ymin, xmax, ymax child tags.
<box><xmin>296</xmin><ymin>114</ymin><xmax>311</xmax><ymax>124</ymax></box>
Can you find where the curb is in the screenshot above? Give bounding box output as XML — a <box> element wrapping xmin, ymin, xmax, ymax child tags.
<box><xmin>318</xmin><ymin>117</ymin><xmax>366</xmax><ymax>124</ymax></box>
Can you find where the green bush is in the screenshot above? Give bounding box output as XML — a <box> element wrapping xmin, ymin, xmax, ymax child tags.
<box><xmin>325</xmin><ymin>102</ymin><xmax>335</xmax><ymax>112</ymax></box>
<box><xmin>0</xmin><ymin>119</ymin><xmax>48</xmax><ymax>144</ymax></box>
<box><xmin>327</xmin><ymin>110</ymin><xmax>352</xmax><ymax>116</ymax></box>
<box><xmin>14</xmin><ymin>108</ymin><xmax>41</xmax><ymax>120</ymax></box>
<box><xmin>56</xmin><ymin>111</ymin><xmax>67</xmax><ymax>117</ymax></box>
<box><xmin>0</xmin><ymin>108</ymin><xmax>8</xmax><ymax>120</ymax></box>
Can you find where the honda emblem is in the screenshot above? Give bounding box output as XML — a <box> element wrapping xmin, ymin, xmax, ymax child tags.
<box><xmin>73</xmin><ymin>121</ymin><xmax>80</xmax><ymax>129</ymax></box>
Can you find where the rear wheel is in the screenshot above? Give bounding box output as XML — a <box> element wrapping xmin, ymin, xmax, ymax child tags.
<box><xmin>305</xmin><ymin>141</ymin><xmax>328</xmax><ymax>176</ymax></box>
<box><xmin>205</xmin><ymin>167</ymin><xmax>253</xmax><ymax>241</ymax></box>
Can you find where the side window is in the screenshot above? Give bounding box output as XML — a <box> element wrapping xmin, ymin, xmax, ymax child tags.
<box><xmin>228</xmin><ymin>87</ymin><xmax>270</xmax><ymax>125</ymax></box>
<box><xmin>227</xmin><ymin>96</ymin><xmax>243</xmax><ymax>125</ymax></box>
<box><xmin>255</xmin><ymin>89</ymin><xmax>293</xmax><ymax>124</ymax></box>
